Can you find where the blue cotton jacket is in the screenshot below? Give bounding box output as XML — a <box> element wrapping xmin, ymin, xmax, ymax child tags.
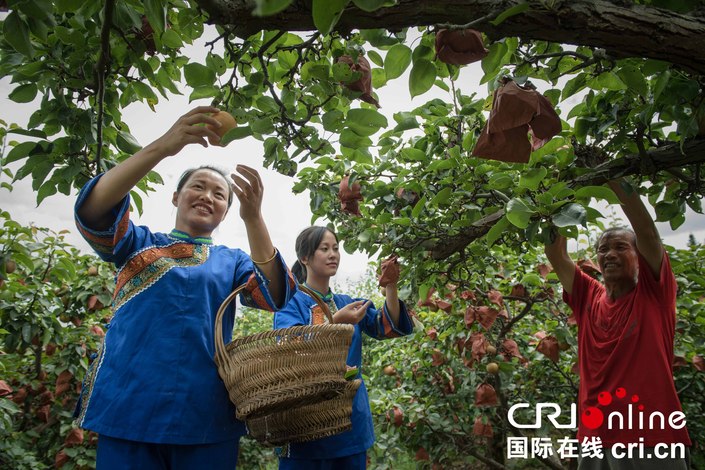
<box><xmin>74</xmin><ymin>174</ymin><xmax>295</xmax><ymax>444</ymax></box>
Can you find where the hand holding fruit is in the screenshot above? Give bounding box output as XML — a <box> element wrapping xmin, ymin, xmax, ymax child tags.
<box><xmin>151</xmin><ymin>106</ymin><xmax>224</xmax><ymax>157</ymax></box>
<box><xmin>378</xmin><ymin>254</ymin><xmax>400</xmax><ymax>287</ymax></box>
<box><xmin>206</xmin><ymin>110</ymin><xmax>237</xmax><ymax>146</ymax></box>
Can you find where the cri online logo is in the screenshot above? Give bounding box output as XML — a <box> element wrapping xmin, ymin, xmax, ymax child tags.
<box><xmin>508</xmin><ymin>386</ymin><xmax>687</xmax><ymax>431</ymax></box>
<box><xmin>581</xmin><ymin>387</ymin><xmax>631</xmax><ymax>429</ymax></box>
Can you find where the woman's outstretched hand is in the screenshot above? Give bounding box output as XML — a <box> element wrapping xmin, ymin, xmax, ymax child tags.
<box><xmin>333</xmin><ymin>300</ymin><xmax>371</xmax><ymax>325</ymax></box>
<box><xmin>151</xmin><ymin>106</ymin><xmax>223</xmax><ymax>157</ymax></box>
<box><xmin>231</xmin><ymin>165</ymin><xmax>264</xmax><ymax>223</ymax></box>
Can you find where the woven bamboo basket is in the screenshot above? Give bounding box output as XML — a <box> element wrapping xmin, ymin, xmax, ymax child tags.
<box><xmin>246</xmin><ymin>378</ymin><xmax>361</xmax><ymax>446</ymax></box>
<box><xmin>214</xmin><ymin>284</ymin><xmax>354</xmax><ymax>420</ymax></box>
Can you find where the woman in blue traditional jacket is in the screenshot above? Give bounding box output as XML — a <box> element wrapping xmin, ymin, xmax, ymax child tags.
<box><xmin>274</xmin><ymin>226</ymin><xmax>413</xmax><ymax>469</ymax></box>
<box><xmin>74</xmin><ymin>106</ymin><xmax>295</xmax><ymax>469</ymax></box>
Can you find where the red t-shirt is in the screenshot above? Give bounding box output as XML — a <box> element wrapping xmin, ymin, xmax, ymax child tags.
<box><xmin>564</xmin><ymin>252</ymin><xmax>691</xmax><ymax>446</ymax></box>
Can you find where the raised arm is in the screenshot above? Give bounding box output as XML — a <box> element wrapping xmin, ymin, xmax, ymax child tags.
<box><xmin>77</xmin><ymin>106</ymin><xmax>222</xmax><ymax>230</ymax></box>
<box><xmin>607</xmin><ymin>179</ymin><xmax>663</xmax><ymax>277</ymax></box>
<box><xmin>544</xmin><ymin>232</ymin><xmax>577</xmax><ymax>296</ymax></box>
<box><xmin>231</xmin><ymin>164</ymin><xmax>285</xmax><ymax>307</ymax></box>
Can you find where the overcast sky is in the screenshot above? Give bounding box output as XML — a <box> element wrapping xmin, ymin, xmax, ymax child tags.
<box><xmin>2</xmin><ymin>26</ymin><xmax>704</xmax><ymax>289</ymax></box>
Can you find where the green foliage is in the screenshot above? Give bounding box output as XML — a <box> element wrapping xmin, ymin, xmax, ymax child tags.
<box><xmin>2</xmin><ymin>2</ymin><xmax>705</xmax><ymax>467</ymax></box>
<box><xmin>0</xmin><ymin>211</ymin><xmax>114</xmax><ymax>469</ymax></box>
<box><xmin>359</xmin><ymin>240</ymin><xmax>705</xmax><ymax>468</ymax></box>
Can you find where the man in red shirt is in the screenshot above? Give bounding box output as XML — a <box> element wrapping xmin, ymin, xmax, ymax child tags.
<box><xmin>545</xmin><ymin>179</ymin><xmax>691</xmax><ymax>469</ymax></box>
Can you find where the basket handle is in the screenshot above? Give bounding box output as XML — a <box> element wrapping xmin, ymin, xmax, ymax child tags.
<box><xmin>298</xmin><ymin>284</ymin><xmax>334</xmax><ymax>323</ymax></box>
<box><xmin>213</xmin><ymin>282</ymin><xmax>334</xmax><ymax>370</ymax></box>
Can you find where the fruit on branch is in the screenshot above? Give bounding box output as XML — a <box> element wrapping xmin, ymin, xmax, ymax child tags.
<box><xmin>5</xmin><ymin>259</ymin><xmax>17</xmax><ymax>274</ymax></box>
<box><xmin>336</xmin><ymin>55</ymin><xmax>379</xmax><ymax>107</ymax></box>
<box><xmin>435</xmin><ymin>29</ymin><xmax>488</xmax><ymax>65</ymax></box>
<box><xmin>338</xmin><ymin>175</ymin><xmax>363</xmax><ymax>216</ymax></box>
<box><xmin>472</xmin><ymin>80</ymin><xmax>561</xmax><ymax>163</ymax></box>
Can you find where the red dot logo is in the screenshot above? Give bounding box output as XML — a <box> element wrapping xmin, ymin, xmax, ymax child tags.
<box><xmin>581</xmin><ymin>407</ymin><xmax>604</xmax><ymax>430</ymax></box>
<box><xmin>631</xmin><ymin>394</ymin><xmax>639</xmax><ymax>403</ymax></box>
<box><xmin>598</xmin><ymin>391</ymin><xmax>612</xmax><ymax>406</ymax></box>
<box><xmin>615</xmin><ymin>387</ymin><xmax>626</xmax><ymax>399</ymax></box>
<box><xmin>639</xmin><ymin>404</ymin><xmax>645</xmax><ymax>411</ymax></box>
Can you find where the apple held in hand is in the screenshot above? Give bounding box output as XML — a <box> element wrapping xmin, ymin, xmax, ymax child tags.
<box><xmin>207</xmin><ymin>111</ymin><xmax>237</xmax><ymax>146</ymax></box>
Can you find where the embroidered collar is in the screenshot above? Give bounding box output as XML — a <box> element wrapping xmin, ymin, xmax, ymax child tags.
<box><xmin>303</xmin><ymin>283</ymin><xmax>333</xmax><ymax>302</ymax></box>
<box><xmin>168</xmin><ymin>229</ymin><xmax>213</xmax><ymax>245</ymax></box>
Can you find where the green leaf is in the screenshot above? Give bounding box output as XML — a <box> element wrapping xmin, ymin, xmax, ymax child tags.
<box><xmin>588</xmin><ymin>72</ymin><xmax>627</xmax><ymax>91</ymax></box>
<box><xmin>3</xmin><ymin>12</ymin><xmax>34</xmax><ymax>57</ymax></box>
<box><xmin>116</xmin><ymin>131</ymin><xmax>142</xmax><ymax>154</ymax></box>
<box><xmin>562</xmin><ymin>73</ymin><xmax>587</xmax><ymax>100</ymax></box>
<box><xmin>189</xmin><ymin>86</ymin><xmax>219</xmax><ymax>101</ymax></box>
<box><xmin>617</xmin><ymin>64</ymin><xmax>648</xmax><ymax>98</ymax></box>
<box><xmin>300</xmin><ymin>62</ymin><xmax>329</xmax><ymax>81</ymax></box>
<box><xmin>552</xmin><ymin>203</ymin><xmax>587</xmax><ymax>227</ymax></box>
<box><xmin>7</xmin><ymin>128</ymin><xmax>47</xmax><ymax>139</ymax></box>
<box><xmin>669</xmin><ymin>213</ymin><xmax>685</xmax><ymax>230</ymax></box>
<box><xmin>411</xmin><ymin>195</ymin><xmax>427</xmax><ymax>218</ymax></box>
<box><xmin>36</xmin><ymin>181</ymin><xmax>58</xmax><ymax>206</ymax></box>
<box><xmin>352</xmin><ymin>0</ymin><xmax>392</xmax><ymax>12</ymax></box>
<box><xmin>485</xmin><ymin>215</ymin><xmax>510</xmax><ymax>246</ymax></box>
<box><xmin>392</xmin><ymin>112</ymin><xmax>418</xmax><ymax>131</ymax></box>
<box><xmin>543</xmin><ymin>89</ymin><xmax>561</xmax><ymax>106</ymax></box>
<box><xmin>322</xmin><ymin>110</ymin><xmax>344</xmax><ymax>132</ymax></box>
<box><xmin>518</xmin><ymin>168</ymin><xmax>547</xmax><ymax>191</ymax></box>
<box><xmin>18</xmin><ymin>0</ymin><xmax>56</xmax><ymax>27</ymax></box>
<box><xmin>4</xmin><ymin>142</ymin><xmax>37</xmax><ymax>164</ymax></box>
<box><xmin>521</xmin><ymin>272</ymin><xmax>543</xmax><ymax>286</ymax></box>
<box><xmin>253</xmin><ymin>0</ymin><xmax>294</xmax><ymax>16</ymax></box>
<box><xmin>366</xmin><ymin>49</ymin><xmax>384</xmax><ymax>67</ymax></box>
<box><xmin>220</xmin><ymin>126</ymin><xmax>253</xmax><ymax>145</ymax></box>
<box><xmin>346</xmin><ymin>108</ymin><xmax>388</xmax><ymax>136</ymax></box>
<box><xmin>8</xmin><ymin>83</ymin><xmax>38</xmax><ymax>103</ymax></box>
<box><xmin>312</xmin><ymin>0</ymin><xmax>348</xmax><ymax>34</ymax></box>
<box><xmin>574</xmin><ymin>186</ymin><xmax>620</xmax><ymax>204</ymax></box>
<box><xmin>401</xmin><ymin>148</ymin><xmax>426</xmax><ymax>162</ymax></box>
<box><xmin>506</xmin><ymin>198</ymin><xmax>534</xmax><ymax>229</ymax></box>
<box><xmin>653</xmin><ymin>70</ymin><xmax>670</xmax><ymax>101</ymax></box>
<box><xmin>144</xmin><ymin>0</ymin><xmax>166</xmax><ymax>35</ymax></box>
<box><xmin>161</xmin><ymin>29</ymin><xmax>183</xmax><ymax>49</ymax></box>
<box><xmin>481</xmin><ymin>42</ymin><xmax>507</xmax><ymax>75</ymax></box>
<box><xmin>430</xmin><ymin>187</ymin><xmax>452</xmax><ymax>206</ymax></box>
<box><xmin>654</xmin><ymin>200</ymin><xmax>683</xmax><ymax>222</ymax></box>
<box><xmin>344</xmin><ymin>366</ymin><xmax>359</xmax><ymax>380</ymax></box>
<box><xmin>489</xmin><ymin>1</ymin><xmax>529</xmax><ymax>26</ymax></box>
<box><xmin>251</xmin><ymin>118</ymin><xmax>275</xmax><ymax>135</ymax></box>
<box><xmin>183</xmin><ymin>63</ymin><xmax>216</xmax><ymax>88</ymax></box>
<box><xmin>384</xmin><ymin>44</ymin><xmax>412</xmax><ymax>80</ymax></box>
<box><xmin>340</xmin><ymin>129</ymin><xmax>373</xmax><ymax>148</ymax></box>
<box><xmin>409</xmin><ymin>59</ymin><xmax>436</xmax><ymax>98</ymax></box>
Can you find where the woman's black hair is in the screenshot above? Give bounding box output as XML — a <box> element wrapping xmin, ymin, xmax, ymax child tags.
<box><xmin>292</xmin><ymin>226</ymin><xmax>338</xmax><ymax>283</ymax></box>
<box><xmin>176</xmin><ymin>165</ymin><xmax>234</xmax><ymax>208</ymax></box>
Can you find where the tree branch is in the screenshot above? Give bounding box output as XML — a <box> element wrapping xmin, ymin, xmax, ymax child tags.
<box><xmin>94</xmin><ymin>0</ymin><xmax>116</xmax><ymax>176</ymax></box>
<box><xmin>427</xmin><ymin>137</ymin><xmax>705</xmax><ymax>259</ymax></box>
<box><xmin>195</xmin><ymin>0</ymin><xmax>705</xmax><ymax>74</ymax></box>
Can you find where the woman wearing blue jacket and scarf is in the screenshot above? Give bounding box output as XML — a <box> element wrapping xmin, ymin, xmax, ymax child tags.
<box><xmin>74</xmin><ymin>106</ymin><xmax>295</xmax><ymax>469</ymax></box>
<box><xmin>274</xmin><ymin>226</ymin><xmax>413</xmax><ymax>469</ymax></box>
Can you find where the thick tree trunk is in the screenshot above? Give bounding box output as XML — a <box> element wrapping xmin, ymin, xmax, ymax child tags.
<box><xmin>196</xmin><ymin>0</ymin><xmax>705</xmax><ymax>74</ymax></box>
